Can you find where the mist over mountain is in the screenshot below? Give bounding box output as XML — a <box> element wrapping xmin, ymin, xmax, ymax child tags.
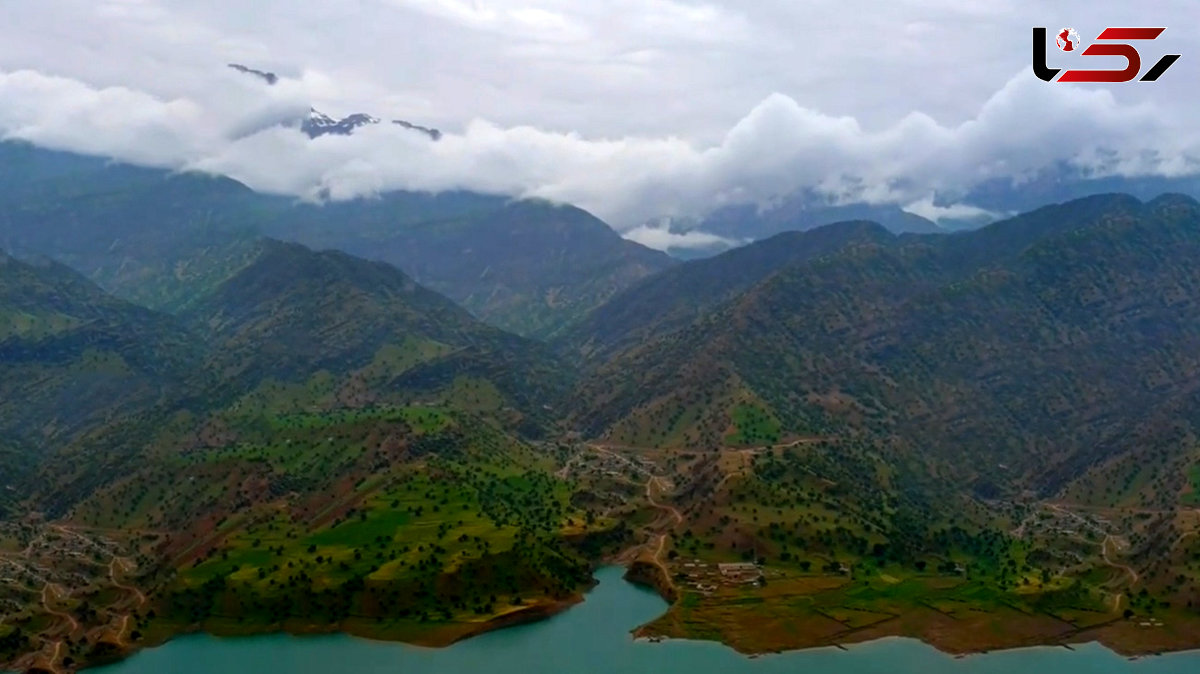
<box><xmin>225</xmin><ymin>63</ymin><xmax>443</xmax><ymax>141</ymax></box>
<box><xmin>227</xmin><ymin>63</ymin><xmax>278</xmax><ymax>85</ymax></box>
<box><xmin>5</xmin><ymin>50</ymin><xmax>1199</xmax><ymax>236</ymax></box>
<box><xmin>0</xmin><ymin>141</ymin><xmax>672</xmax><ymax>337</ymax></box>
<box><xmin>631</xmin><ymin>192</ymin><xmax>944</xmax><ymax>258</ymax></box>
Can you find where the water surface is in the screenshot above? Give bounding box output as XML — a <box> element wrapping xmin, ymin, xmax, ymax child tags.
<box><xmin>93</xmin><ymin>567</ymin><xmax>1200</xmax><ymax>673</ymax></box>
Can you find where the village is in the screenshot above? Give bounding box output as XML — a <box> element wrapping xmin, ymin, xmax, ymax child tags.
<box><xmin>674</xmin><ymin>559</ymin><xmax>767</xmax><ymax>594</ymax></box>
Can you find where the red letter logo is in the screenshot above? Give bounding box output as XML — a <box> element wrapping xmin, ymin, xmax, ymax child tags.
<box><xmin>1033</xmin><ymin>27</ymin><xmax>1180</xmax><ymax>82</ymax></box>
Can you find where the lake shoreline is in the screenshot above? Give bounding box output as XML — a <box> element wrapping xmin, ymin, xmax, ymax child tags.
<box><xmin>61</xmin><ymin>565</ymin><xmax>1200</xmax><ymax>673</ymax></box>
<box><xmin>74</xmin><ymin>592</ymin><xmax>587</xmax><ymax>672</ymax></box>
<box><xmin>630</xmin><ymin>573</ymin><xmax>1200</xmax><ymax>661</ymax></box>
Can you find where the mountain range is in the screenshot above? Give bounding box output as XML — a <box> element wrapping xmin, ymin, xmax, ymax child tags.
<box><xmin>568</xmin><ymin>192</ymin><xmax>1200</xmax><ymax>506</ymax></box>
<box><xmin>0</xmin><ymin>141</ymin><xmax>674</xmax><ymax>338</ymax></box>
<box><xmin>9</xmin><ymin>137</ymin><xmax>1200</xmax><ymax>669</ymax></box>
<box><xmin>3</xmin><ymin>234</ymin><xmax>568</xmax><ymax>515</ymax></box>
<box><xmin>651</xmin><ymin>192</ymin><xmax>945</xmax><ymax>258</ymax></box>
<box><xmin>8</xmin><ymin>141</ymin><xmax>1200</xmax><ymax>514</ymax></box>
<box><xmin>8</xmin><ymin>141</ymin><xmax>1200</xmax><ymax>511</ymax></box>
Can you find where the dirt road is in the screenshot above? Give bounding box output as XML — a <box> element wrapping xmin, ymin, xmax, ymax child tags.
<box><xmin>109</xmin><ymin>557</ymin><xmax>147</xmax><ymax>607</ymax></box>
<box><xmin>1102</xmin><ymin>535</ymin><xmax>1139</xmax><ymax>585</ymax></box>
<box><xmin>646</xmin><ymin>475</ymin><xmax>683</xmax><ymax>526</ymax></box>
<box><xmin>41</xmin><ymin>584</ymin><xmax>79</xmax><ymax>633</ymax></box>
<box><xmin>643</xmin><ymin>476</ymin><xmax>681</xmax><ymax>590</ymax></box>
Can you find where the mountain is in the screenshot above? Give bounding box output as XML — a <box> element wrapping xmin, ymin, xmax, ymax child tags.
<box><xmin>0</xmin><ymin>249</ymin><xmax>200</xmax><ymax>447</ymax></box>
<box><xmin>277</xmin><ymin>198</ymin><xmax>676</xmax><ymax>338</ymax></box>
<box><xmin>14</xmin><ymin>234</ymin><xmax>580</xmax><ymax>525</ymax></box>
<box><xmin>296</xmin><ymin>108</ymin><xmax>444</xmax><ymax>140</ymax></box>
<box><xmin>224</xmin><ymin>64</ymin><xmax>443</xmax><ymax>140</ymax></box>
<box><xmin>0</xmin><ymin>141</ymin><xmax>673</xmax><ymax>337</ymax></box>
<box><xmin>957</xmin><ymin>162</ymin><xmax>1200</xmax><ymax>217</ymax></box>
<box><xmin>183</xmin><ymin>238</ymin><xmax>571</xmax><ymax>429</ymax></box>
<box><xmin>391</xmin><ymin>119</ymin><xmax>444</xmax><ymax>139</ymax></box>
<box><xmin>653</xmin><ymin>191</ymin><xmax>942</xmax><ymax>258</ymax></box>
<box><xmin>301</xmin><ymin>108</ymin><xmax>381</xmax><ymax>137</ymax></box>
<box><xmin>0</xmin><ymin>153</ymin><xmax>267</xmax><ymax>312</ymax></box>
<box><xmin>300</xmin><ymin>108</ymin><xmax>442</xmax><ymax>140</ymax></box>
<box><xmin>1</xmin><ymin>239</ymin><xmax>610</xmax><ymax>672</ymax></box>
<box><xmin>3</xmin><ymin>235</ymin><xmax>572</xmax><ymax>518</ymax></box>
<box><xmin>558</xmin><ymin>220</ymin><xmax>893</xmax><ymax>360</ymax></box>
<box><xmin>571</xmin><ymin>194</ymin><xmax>1200</xmax><ymax>502</ymax></box>
<box><xmin>0</xmin><ymin>248</ymin><xmax>202</xmax><ymax>520</ymax></box>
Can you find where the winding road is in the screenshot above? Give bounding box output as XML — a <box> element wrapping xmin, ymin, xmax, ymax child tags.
<box><xmin>109</xmin><ymin>556</ymin><xmax>147</xmax><ymax>607</ymax></box>
<box><xmin>1102</xmin><ymin>534</ymin><xmax>1139</xmax><ymax>586</ymax></box>
<box><xmin>41</xmin><ymin>584</ymin><xmax>78</xmax><ymax>633</ymax></box>
<box><xmin>46</xmin><ymin>640</ymin><xmax>64</xmax><ymax>674</ymax></box>
<box><xmin>643</xmin><ymin>475</ymin><xmax>682</xmax><ymax>589</ymax></box>
<box><xmin>645</xmin><ymin>475</ymin><xmax>683</xmax><ymax>527</ymax></box>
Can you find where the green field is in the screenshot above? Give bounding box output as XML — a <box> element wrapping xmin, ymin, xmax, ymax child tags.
<box><xmin>725</xmin><ymin>403</ymin><xmax>782</xmax><ymax>447</ymax></box>
<box><xmin>1183</xmin><ymin>463</ymin><xmax>1200</xmax><ymax>505</ymax></box>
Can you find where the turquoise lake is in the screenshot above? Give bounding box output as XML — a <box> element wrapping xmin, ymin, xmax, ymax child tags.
<box><xmin>90</xmin><ymin>566</ymin><xmax>1200</xmax><ymax>673</ymax></box>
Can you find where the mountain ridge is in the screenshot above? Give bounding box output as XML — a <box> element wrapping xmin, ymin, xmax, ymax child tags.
<box><xmin>558</xmin><ymin>219</ymin><xmax>895</xmax><ymax>360</ymax></box>
<box><xmin>0</xmin><ymin>141</ymin><xmax>674</xmax><ymax>338</ymax></box>
<box><xmin>569</xmin><ymin>193</ymin><xmax>1200</xmax><ymax>502</ymax></box>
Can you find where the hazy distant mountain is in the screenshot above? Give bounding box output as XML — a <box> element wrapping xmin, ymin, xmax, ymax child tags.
<box><xmin>657</xmin><ymin>170</ymin><xmax>1200</xmax><ymax>259</ymax></box>
<box><xmin>654</xmin><ymin>190</ymin><xmax>942</xmax><ymax>258</ymax></box>
<box><xmin>300</xmin><ymin>107</ymin><xmax>443</xmax><ymax>140</ymax></box>
<box><xmin>225</xmin><ymin>63</ymin><xmax>443</xmax><ymax>140</ymax></box>
<box><xmin>275</xmin><ymin>197</ymin><xmax>676</xmax><ymax>338</ymax></box>
<box><xmin>0</xmin><ymin>141</ymin><xmax>671</xmax><ymax>337</ymax></box>
<box><xmin>956</xmin><ymin>162</ymin><xmax>1200</xmax><ymax>215</ymax></box>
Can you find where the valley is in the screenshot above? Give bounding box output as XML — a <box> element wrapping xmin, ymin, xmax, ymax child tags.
<box><xmin>6</xmin><ymin>143</ymin><xmax>1200</xmax><ymax>670</ymax></box>
<box><xmin>6</xmin><ymin>426</ymin><xmax>1200</xmax><ymax>671</ymax></box>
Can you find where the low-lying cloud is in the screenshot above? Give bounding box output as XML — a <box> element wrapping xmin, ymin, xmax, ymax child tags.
<box><xmin>2</xmin><ymin>64</ymin><xmax>1198</xmax><ymax>238</ymax></box>
<box><xmin>622</xmin><ymin>221</ymin><xmax>744</xmax><ymax>252</ymax></box>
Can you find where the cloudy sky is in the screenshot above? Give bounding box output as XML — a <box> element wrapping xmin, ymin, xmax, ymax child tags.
<box><xmin>2</xmin><ymin>0</ymin><xmax>1198</xmax><ymax>244</ymax></box>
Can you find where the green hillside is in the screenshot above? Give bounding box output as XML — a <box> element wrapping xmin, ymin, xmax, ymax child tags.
<box><xmin>572</xmin><ymin>194</ymin><xmax>1200</xmax><ymax>501</ymax></box>
<box><xmin>557</xmin><ymin>220</ymin><xmax>893</xmax><ymax>360</ymax></box>
<box><xmin>0</xmin><ymin>250</ymin><xmax>201</xmax><ymax>448</ymax></box>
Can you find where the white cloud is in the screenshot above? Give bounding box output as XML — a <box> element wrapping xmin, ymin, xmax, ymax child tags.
<box><xmin>903</xmin><ymin>197</ymin><xmax>1005</xmax><ymax>225</ymax></box>
<box><xmin>623</xmin><ymin>222</ymin><xmax>742</xmax><ymax>252</ymax></box>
